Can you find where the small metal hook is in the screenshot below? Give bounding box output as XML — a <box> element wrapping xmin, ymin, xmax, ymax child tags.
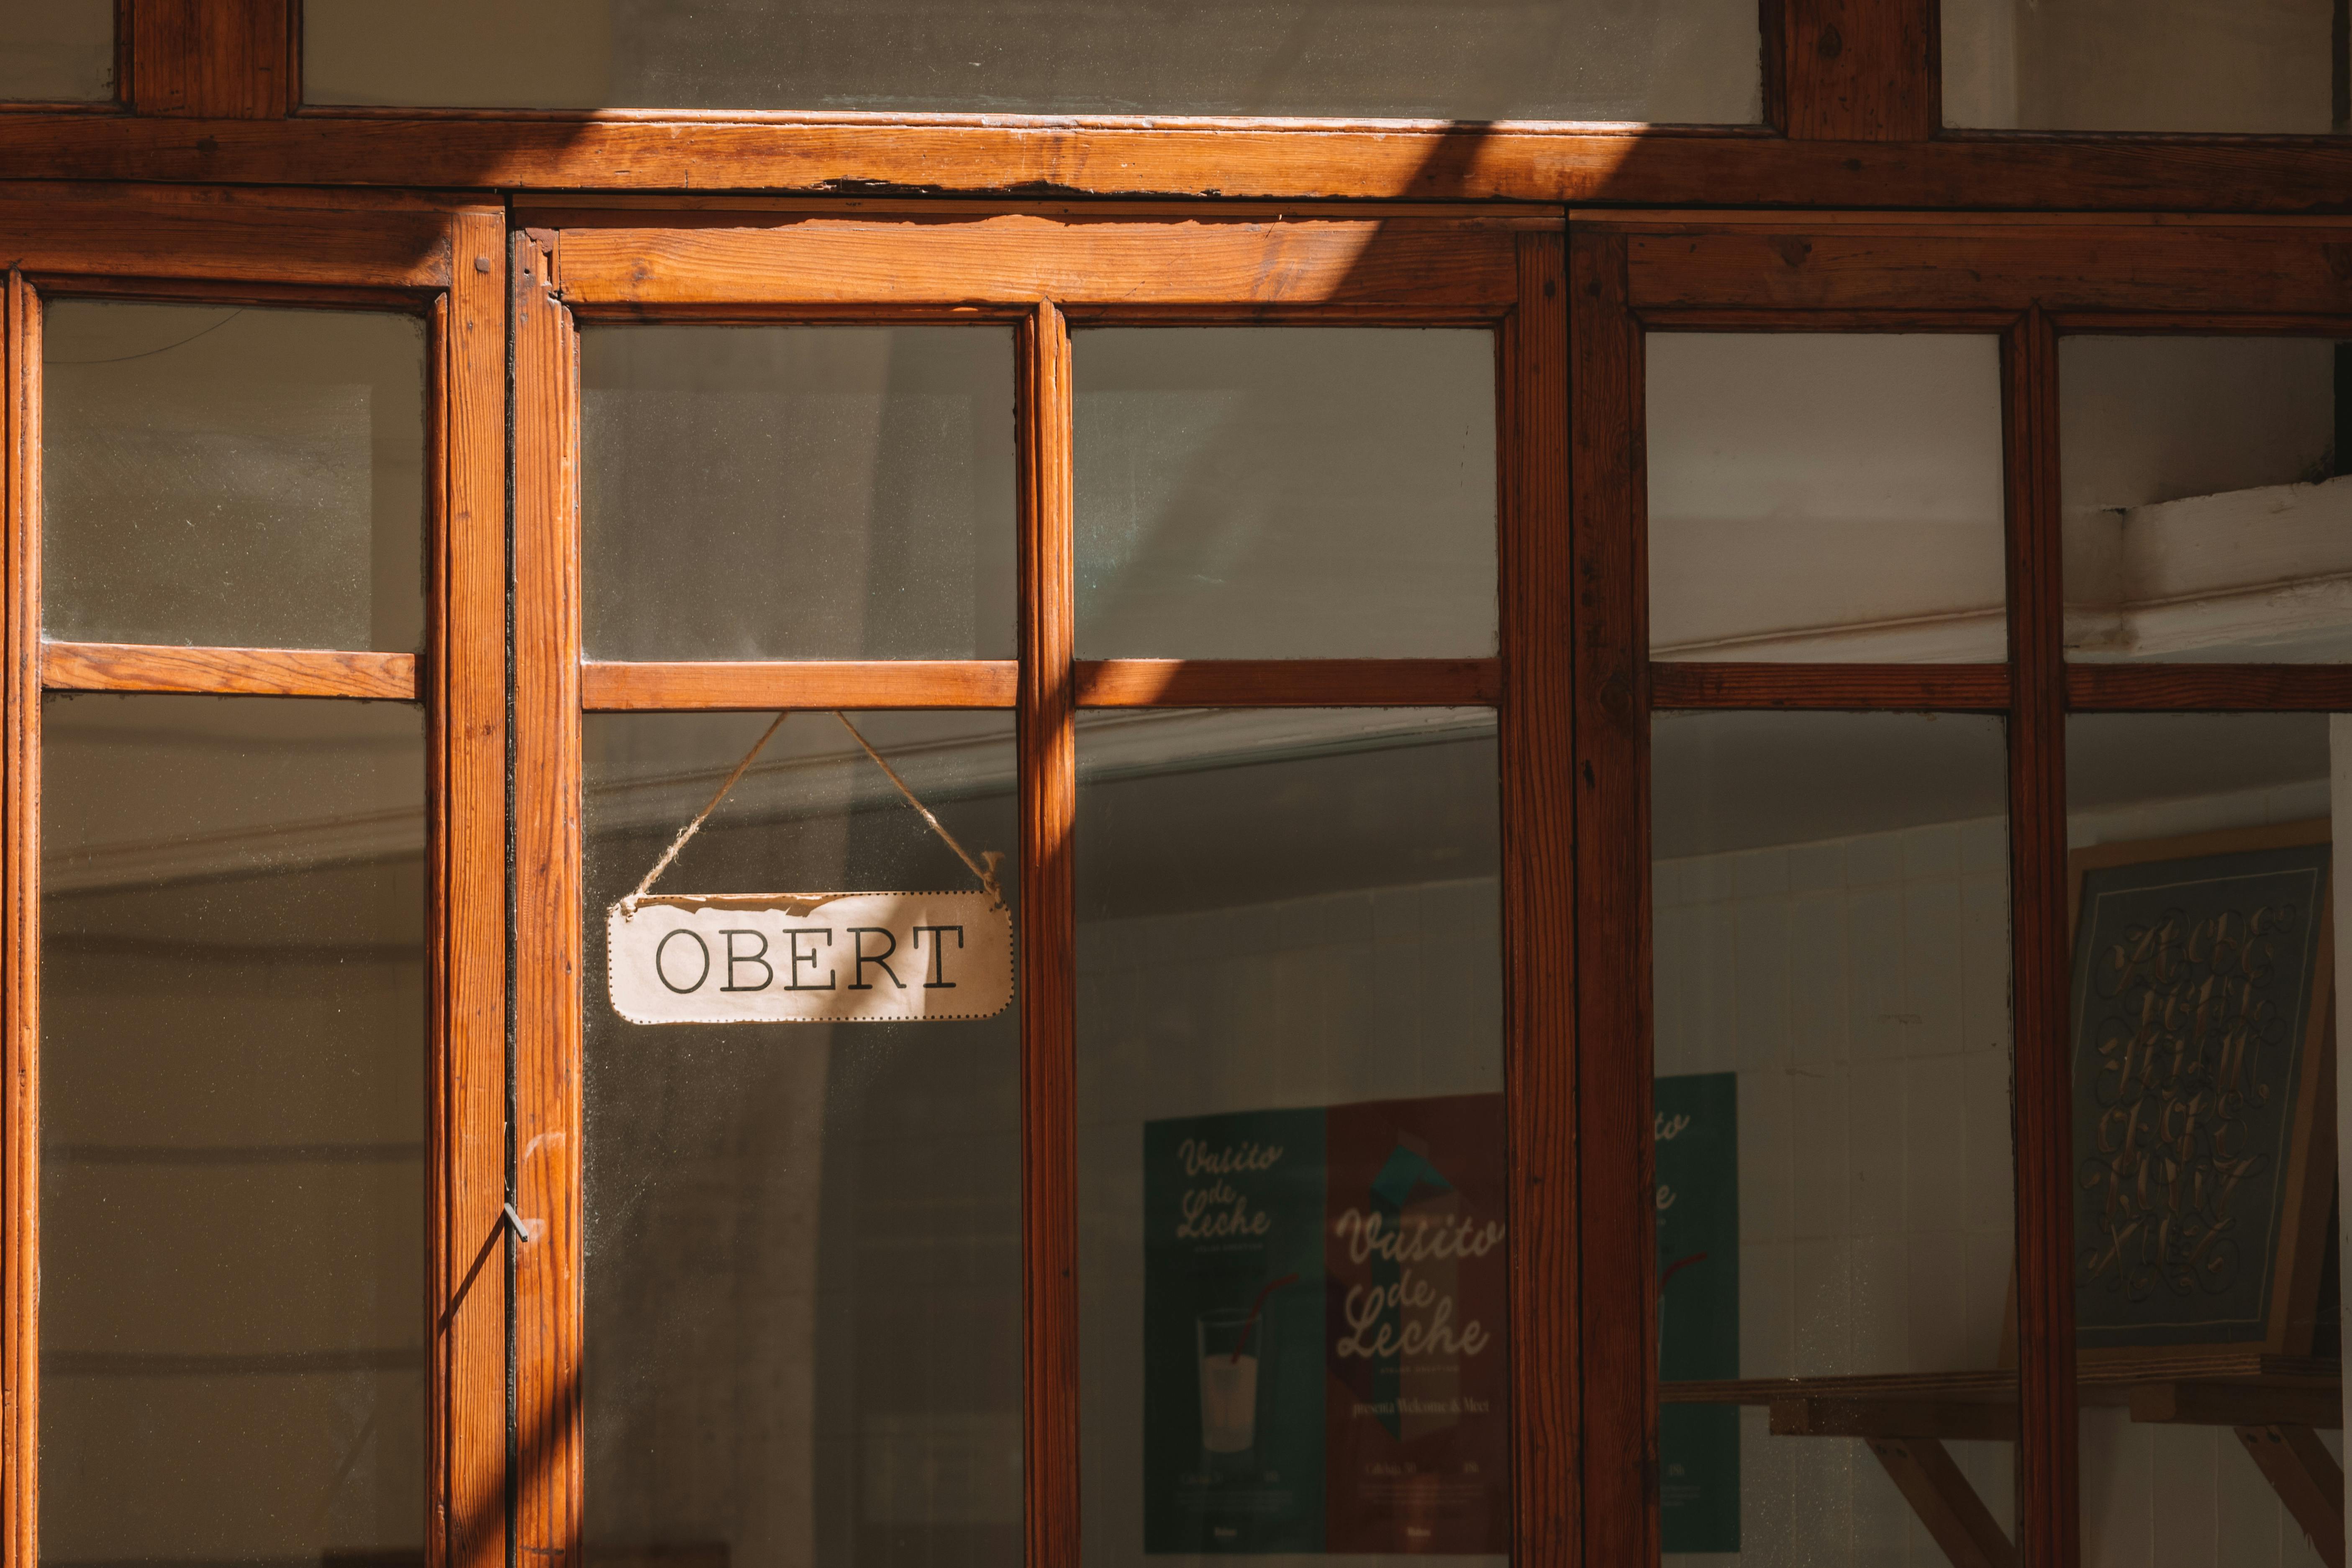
<box><xmin>500</xmin><ymin>1202</ymin><xmax>534</xmax><ymax>1245</ymax></box>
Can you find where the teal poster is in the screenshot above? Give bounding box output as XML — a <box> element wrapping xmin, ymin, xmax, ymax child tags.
<box><xmin>1144</xmin><ymin>1096</ymin><xmax>1511</xmax><ymax>1555</ymax></box>
<box><xmin>1656</xmin><ymin>1072</ymin><xmax>1739</xmax><ymax>1554</ymax></box>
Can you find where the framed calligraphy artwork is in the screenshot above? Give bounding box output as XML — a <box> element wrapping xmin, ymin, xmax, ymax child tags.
<box><xmin>2065</xmin><ymin>821</ymin><xmax>2337</xmax><ymax>1365</ymax></box>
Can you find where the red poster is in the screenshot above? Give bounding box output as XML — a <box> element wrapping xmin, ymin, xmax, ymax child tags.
<box><xmin>1321</xmin><ymin>1094</ymin><xmax>1509</xmax><ymax>1554</ymax></box>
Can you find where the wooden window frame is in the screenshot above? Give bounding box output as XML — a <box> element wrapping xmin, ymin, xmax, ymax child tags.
<box><xmin>1573</xmin><ymin>208</ymin><xmax>2352</xmax><ymax>1568</ymax></box>
<box><xmin>508</xmin><ymin>198</ymin><xmax>1572</xmax><ymax>1568</ymax></box>
<box><xmin>0</xmin><ymin>181</ymin><xmax>507</xmax><ymax>1568</ymax></box>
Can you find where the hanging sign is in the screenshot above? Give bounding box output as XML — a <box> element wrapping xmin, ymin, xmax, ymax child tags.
<box><xmin>609</xmin><ymin>890</ymin><xmax>1013</xmax><ymax>1025</ymax></box>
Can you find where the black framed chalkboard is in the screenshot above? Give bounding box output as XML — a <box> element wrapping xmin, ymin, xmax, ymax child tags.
<box><xmin>2067</xmin><ymin>823</ymin><xmax>2336</xmax><ymax>1360</ymax></box>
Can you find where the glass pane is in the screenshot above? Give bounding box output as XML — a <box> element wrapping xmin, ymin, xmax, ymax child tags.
<box><xmin>43</xmin><ymin>303</ymin><xmax>427</xmax><ymax>652</ymax></box>
<box><xmin>40</xmin><ymin>693</ymin><xmax>425</xmax><ymax>1560</ymax></box>
<box><xmin>1075</xmin><ymin>331</ymin><xmax>1497</xmax><ymax>659</ymax></box>
<box><xmin>2064</xmin><ymin>714</ymin><xmax>2344</xmax><ymax>1565</ymax></box>
<box><xmin>1648</xmin><ymin>334</ymin><xmax>2008</xmax><ymax>662</ymax></box>
<box><xmin>0</xmin><ymin>0</ymin><xmax>110</xmax><ymax>100</ymax></box>
<box><xmin>581</xmin><ymin>326</ymin><xmax>1016</xmax><ymax>662</ymax></box>
<box><xmin>304</xmin><ymin>0</ymin><xmax>1761</xmax><ymax>121</ymax></box>
<box><xmin>2062</xmin><ymin>337</ymin><xmax>2352</xmax><ymax>663</ymax></box>
<box><xmin>1076</xmin><ymin>707</ymin><xmax>1507</xmax><ymax>1563</ymax></box>
<box><xmin>1651</xmin><ymin>711</ymin><xmax>2015</xmax><ymax>1562</ymax></box>
<box><xmin>583</xmin><ymin>709</ymin><xmax>1021</xmax><ymax>1563</ymax></box>
<box><xmin>1943</xmin><ymin>0</ymin><xmax>2339</xmax><ymax>131</ymax></box>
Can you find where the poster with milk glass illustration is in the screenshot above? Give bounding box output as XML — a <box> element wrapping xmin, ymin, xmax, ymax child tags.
<box><xmin>1144</xmin><ymin>1093</ymin><xmax>1508</xmax><ymax>1555</ymax></box>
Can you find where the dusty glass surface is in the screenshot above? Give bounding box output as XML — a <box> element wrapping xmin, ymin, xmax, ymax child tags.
<box><xmin>1943</xmin><ymin>0</ymin><xmax>2339</xmax><ymax>132</ymax></box>
<box><xmin>1647</xmin><ymin>334</ymin><xmax>2008</xmax><ymax>662</ymax></box>
<box><xmin>2062</xmin><ymin>337</ymin><xmax>2352</xmax><ymax>663</ymax></box>
<box><xmin>1650</xmin><ymin>710</ymin><xmax>2015</xmax><ymax>1563</ymax></box>
<box><xmin>43</xmin><ymin>303</ymin><xmax>427</xmax><ymax>652</ymax></box>
<box><xmin>305</xmin><ymin>0</ymin><xmax>1760</xmax><ymax>120</ymax></box>
<box><xmin>1075</xmin><ymin>330</ymin><xmax>1497</xmax><ymax>659</ymax></box>
<box><xmin>1075</xmin><ymin>707</ymin><xmax>1507</xmax><ymax>1563</ymax></box>
<box><xmin>39</xmin><ymin>693</ymin><xmax>425</xmax><ymax>1561</ymax></box>
<box><xmin>2063</xmin><ymin>714</ymin><xmax>2346</xmax><ymax>1566</ymax></box>
<box><xmin>583</xmin><ymin>710</ymin><xmax>1021</xmax><ymax>1564</ymax></box>
<box><xmin>0</xmin><ymin>0</ymin><xmax>110</xmax><ymax>100</ymax></box>
<box><xmin>581</xmin><ymin>326</ymin><xmax>1016</xmax><ymax>662</ymax></box>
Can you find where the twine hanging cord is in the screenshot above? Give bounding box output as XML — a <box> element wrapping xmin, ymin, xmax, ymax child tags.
<box><xmin>628</xmin><ymin>711</ymin><xmax>1005</xmax><ymax>908</ymax></box>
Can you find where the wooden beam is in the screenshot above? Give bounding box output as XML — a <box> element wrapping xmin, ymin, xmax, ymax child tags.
<box><xmin>1864</xmin><ymin>1437</ymin><xmax>2020</xmax><ymax>1568</ymax></box>
<box><xmin>2233</xmin><ymin>1425</ymin><xmax>2347</xmax><ymax>1568</ymax></box>
<box><xmin>582</xmin><ymin>660</ymin><xmax>1017</xmax><ymax>711</ymax></box>
<box><xmin>0</xmin><ymin>181</ymin><xmax>460</xmax><ymax>290</ymax></box>
<box><xmin>26</xmin><ymin>115</ymin><xmax>2352</xmax><ymax>212</ymax></box>
<box><xmin>1074</xmin><ymin>659</ymin><xmax>1499</xmax><ymax>707</ymax></box>
<box><xmin>2132</xmin><ymin>1382</ymin><xmax>2344</xmax><ymax>1429</ymax></box>
<box><xmin>2067</xmin><ymin>662</ymin><xmax>2352</xmax><ymax>711</ymax></box>
<box><xmin>3</xmin><ymin>268</ymin><xmax>38</xmax><ymax>1568</ymax></box>
<box><xmin>40</xmin><ymin>641</ymin><xmax>417</xmax><ymax>699</ymax></box>
<box><xmin>1771</xmin><ymin>1396</ymin><xmax>2021</xmax><ymax>1442</ymax></box>
<box><xmin>1782</xmin><ymin>0</ymin><xmax>1939</xmax><ymax>140</ymax></box>
<box><xmin>130</xmin><ymin>0</ymin><xmax>292</xmax><ymax>118</ymax></box>
<box><xmin>1651</xmin><ymin>662</ymin><xmax>2009</xmax><ymax>710</ymax></box>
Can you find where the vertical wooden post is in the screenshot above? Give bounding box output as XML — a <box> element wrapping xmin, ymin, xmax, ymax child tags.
<box><xmin>437</xmin><ymin>210</ymin><xmax>510</xmax><ymax>1568</ymax></box>
<box><xmin>129</xmin><ymin>0</ymin><xmax>295</xmax><ymax>116</ymax></box>
<box><xmin>1504</xmin><ymin>229</ymin><xmax>1579</xmax><ymax>1568</ymax></box>
<box><xmin>2004</xmin><ymin>305</ymin><xmax>2078</xmax><ymax>1568</ymax></box>
<box><xmin>1568</xmin><ymin>226</ymin><xmax>1654</xmax><ymax>1568</ymax></box>
<box><xmin>1781</xmin><ymin>0</ymin><xmax>1941</xmax><ymax>139</ymax></box>
<box><xmin>1</xmin><ymin>269</ymin><xmax>37</xmax><ymax>1568</ymax></box>
<box><xmin>1019</xmin><ymin>298</ymin><xmax>1080</xmax><ymax>1568</ymax></box>
<box><xmin>513</xmin><ymin>227</ymin><xmax>584</xmax><ymax>1568</ymax></box>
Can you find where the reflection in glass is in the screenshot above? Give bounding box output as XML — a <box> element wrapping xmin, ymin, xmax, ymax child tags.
<box><xmin>1647</xmin><ymin>335</ymin><xmax>2008</xmax><ymax>662</ymax></box>
<box><xmin>2062</xmin><ymin>337</ymin><xmax>2352</xmax><ymax>663</ymax></box>
<box><xmin>304</xmin><ymin>0</ymin><xmax>1760</xmax><ymax>121</ymax></box>
<box><xmin>1652</xmin><ymin>711</ymin><xmax>2014</xmax><ymax>1562</ymax></box>
<box><xmin>0</xmin><ymin>0</ymin><xmax>111</xmax><ymax>100</ymax></box>
<box><xmin>2064</xmin><ymin>715</ymin><xmax>2345</xmax><ymax>1567</ymax></box>
<box><xmin>40</xmin><ymin>693</ymin><xmax>425</xmax><ymax>1560</ymax></box>
<box><xmin>581</xmin><ymin>327</ymin><xmax>1016</xmax><ymax>662</ymax></box>
<box><xmin>1076</xmin><ymin>708</ymin><xmax>1507</xmax><ymax>1564</ymax></box>
<box><xmin>1075</xmin><ymin>331</ymin><xmax>1497</xmax><ymax>658</ymax></box>
<box><xmin>1943</xmin><ymin>0</ymin><xmax>2337</xmax><ymax>132</ymax></box>
<box><xmin>43</xmin><ymin>303</ymin><xmax>427</xmax><ymax>652</ymax></box>
<box><xmin>583</xmin><ymin>710</ymin><xmax>1021</xmax><ymax>1565</ymax></box>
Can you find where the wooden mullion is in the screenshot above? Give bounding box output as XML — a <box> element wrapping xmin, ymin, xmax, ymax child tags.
<box><xmin>513</xmin><ymin>228</ymin><xmax>584</xmax><ymax>1568</ymax></box>
<box><xmin>2005</xmin><ymin>305</ymin><xmax>2080</xmax><ymax>1568</ymax></box>
<box><xmin>1780</xmin><ymin>0</ymin><xmax>1942</xmax><ymax>140</ymax></box>
<box><xmin>438</xmin><ymin>208</ymin><xmax>508</xmax><ymax>1568</ymax></box>
<box><xmin>3</xmin><ymin>269</ymin><xmax>36</xmax><ymax>1568</ymax></box>
<box><xmin>1567</xmin><ymin>227</ymin><xmax>1654</xmax><ymax>1568</ymax></box>
<box><xmin>1018</xmin><ymin>299</ymin><xmax>1080</xmax><ymax>1568</ymax></box>
<box><xmin>2066</xmin><ymin>663</ymin><xmax>2352</xmax><ymax>711</ymax></box>
<box><xmin>1652</xmin><ymin>662</ymin><xmax>2011</xmax><ymax>710</ymax></box>
<box><xmin>129</xmin><ymin>0</ymin><xmax>292</xmax><ymax>117</ymax></box>
<box><xmin>1503</xmin><ymin>229</ymin><xmax>1576</xmax><ymax>1568</ymax></box>
<box><xmin>39</xmin><ymin>641</ymin><xmax>418</xmax><ymax>698</ymax></box>
<box><xmin>1073</xmin><ymin>659</ymin><xmax>1500</xmax><ymax>708</ymax></box>
<box><xmin>582</xmin><ymin>660</ymin><xmax>1018</xmax><ymax>711</ymax></box>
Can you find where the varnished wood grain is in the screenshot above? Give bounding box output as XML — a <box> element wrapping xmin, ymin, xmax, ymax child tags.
<box><xmin>1650</xmin><ymin>662</ymin><xmax>2011</xmax><ymax>709</ymax></box>
<box><xmin>1567</xmin><ymin>228</ymin><xmax>1654</xmax><ymax>1568</ymax></box>
<box><xmin>2005</xmin><ymin>307</ymin><xmax>2081</xmax><ymax>1568</ymax></box>
<box><xmin>39</xmin><ymin>641</ymin><xmax>417</xmax><ymax>698</ymax></box>
<box><xmin>1782</xmin><ymin>0</ymin><xmax>1939</xmax><ymax>141</ymax></box>
<box><xmin>3</xmin><ymin>270</ymin><xmax>38</xmax><ymax>1568</ymax></box>
<box><xmin>436</xmin><ymin>208</ymin><xmax>508</xmax><ymax>1568</ymax></box>
<box><xmin>550</xmin><ymin>213</ymin><xmax>1522</xmax><ymax>308</ymax></box>
<box><xmin>1020</xmin><ymin>300</ymin><xmax>1080</xmax><ymax>1568</ymax></box>
<box><xmin>130</xmin><ymin>0</ymin><xmax>290</xmax><ymax>118</ymax></box>
<box><xmin>511</xmin><ymin>231</ymin><xmax>583</xmax><ymax>1568</ymax></box>
<box><xmin>582</xmin><ymin>660</ymin><xmax>1017</xmax><ymax>711</ymax></box>
<box><xmin>0</xmin><ymin>181</ymin><xmax>459</xmax><ymax>289</ymax></box>
<box><xmin>1073</xmin><ymin>659</ymin><xmax>1499</xmax><ymax>707</ymax></box>
<box><xmin>1503</xmin><ymin>230</ymin><xmax>1577</xmax><ymax>1568</ymax></box>
<box><xmin>27</xmin><ymin>115</ymin><xmax>2352</xmax><ymax>211</ymax></box>
<box><xmin>2066</xmin><ymin>663</ymin><xmax>2352</xmax><ymax>711</ymax></box>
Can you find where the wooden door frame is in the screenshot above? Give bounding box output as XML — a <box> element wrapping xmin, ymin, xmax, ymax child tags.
<box><xmin>1573</xmin><ymin>208</ymin><xmax>2352</xmax><ymax>1568</ymax></box>
<box><xmin>508</xmin><ymin>198</ymin><xmax>1574</xmax><ymax>1568</ymax></box>
<box><xmin>0</xmin><ymin>180</ymin><xmax>508</xmax><ymax>1568</ymax></box>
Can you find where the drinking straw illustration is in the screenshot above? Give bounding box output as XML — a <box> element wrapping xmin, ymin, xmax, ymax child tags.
<box><xmin>1232</xmin><ymin>1273</ymin><xmax>1299</xmax><ymax>1362</ymax></box>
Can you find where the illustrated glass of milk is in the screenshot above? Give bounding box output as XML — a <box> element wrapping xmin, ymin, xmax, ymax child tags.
<box><xmin>1196</xmin><ymin>1306</ymin><xmax>1262</xmax><ymax>1455</ymax></box>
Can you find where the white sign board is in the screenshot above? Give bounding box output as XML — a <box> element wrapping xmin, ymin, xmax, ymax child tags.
<box><xmin>608</xmin><ymin>891</ymin><xmax>1013</xmax><ymax>1025</ymax></box>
